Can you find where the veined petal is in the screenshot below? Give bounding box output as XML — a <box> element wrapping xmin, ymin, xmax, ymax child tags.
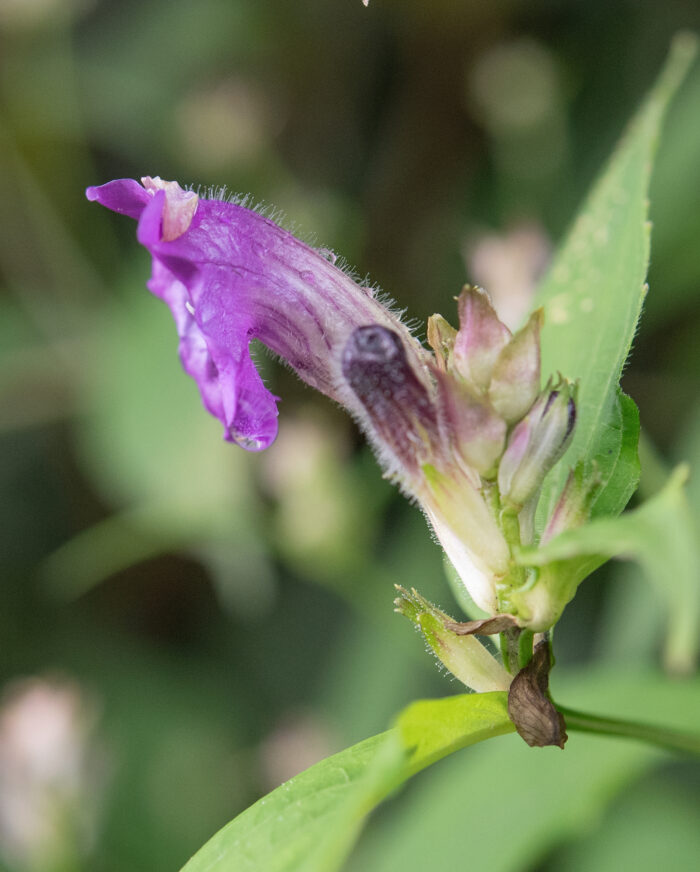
<box><xmin>147</xmin><ymin>257</ymin><xmax>279</xmax><ymax>449</ymax></box>
<box><xmin>86</xmin><ymin>178</ymin><xmax>424</xmax><ymax>449</ymax></box>
<box><xmin>420</xmin><ymin>464</ymin><xmax>510</xmax><ymax>614</ymax></box>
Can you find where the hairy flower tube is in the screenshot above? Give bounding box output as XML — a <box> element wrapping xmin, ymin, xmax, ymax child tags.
<box><xmin>87</xmin><ymin>177</ymin><xmax>585</xmax><ymax>633</ymax></box>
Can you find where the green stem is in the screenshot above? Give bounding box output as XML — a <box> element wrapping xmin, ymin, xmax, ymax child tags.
<box><xmin>501</xmin><ymin>626</ymin><xmax>534</xmax><ymax>673</ymax></box>
<box><xmin>500</xmin><ymin>508</ymin><xmax>521</xmax><ymax>550</ymax></box>
<box><xmin>558</xmin><ymin>706</ymin><xmax>700</xmax><ymax>756</ymax></box>
<box><xmin>517</xmin><ymin>629</ymin><xmax>534</xmax><ymax>669</ymax></box>
<box><xmin>497</xmin><ymin>507</ymin><xmax>526</xmax><ymax>611</ymax></box>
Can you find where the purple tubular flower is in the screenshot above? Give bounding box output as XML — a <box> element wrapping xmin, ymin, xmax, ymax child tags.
<box><xmin>86</xmin><ymin>177</ymin><xmax>425</xmax><ymax>450</ymax></box>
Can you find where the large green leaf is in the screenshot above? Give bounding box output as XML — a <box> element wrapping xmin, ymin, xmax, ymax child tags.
<box><xmin>519</xmin><ymin>466</ymin><xmax>699</xmax><ymax>672</ymax></box>
<box><xmin>533</xmin><ymin>36</ymin><xmax>697</xmax><ymax>531</ymax></box>
<box><xmin>180</xmin><ymin>693</ymin><xmax>513</xmax><ymax>872</ymax></box>
<box><xmin>397</xmin><ymin>693</ymin><xmax>515</xmax><ymax>774</ymax></box>
<box><xmin>347</xmin><ymin>670</ymin><xmax>700</xmax><ymax>872</ymax></box>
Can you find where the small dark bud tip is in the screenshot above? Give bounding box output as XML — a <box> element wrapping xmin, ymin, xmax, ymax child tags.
<box><xmin>342</xmin><ymin>325</ymin><xmax>403</xmax><ymax>368</ymax></box>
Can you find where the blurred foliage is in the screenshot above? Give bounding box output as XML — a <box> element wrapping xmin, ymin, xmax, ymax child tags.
<box><xmin>0</xmin><ymin>1</ymin><xmax>699</xmax><ymax>870</ymax></box>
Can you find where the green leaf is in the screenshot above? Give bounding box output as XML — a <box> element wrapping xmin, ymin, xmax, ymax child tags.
<box><xmin>519</xmin><ymin>466</ymin><xmax>700</xmax><ymax>672</ymax></box>
<box><xmin>533</xmin><ymin>35</ymin><xmax>697</xmax><ymax>531</ymax></box>
<box><xmin>589</xmin><ymin>389</ymin><xmax>640</xmax><ymax>519</ymax></box>
<box><xmin>398</xmin><ymin>692</ymin><xmax>514</xmax><ymax>774</ymax></box>
<box><xmin>647</xmin><ymin>59</ymin><xmax>700</xmax><ymax>325</ymax></box>
<box><xmin>179</xmin><ymin>732</ymin><xmax>397</xmax><ymax>872</ymax></box>
<box><xmin>347</xmin><ymin>670</ymin><xmax>700</xmax><ymax>872</ymax></box>
<box><xmin>180</xmin><ymin>693</ymin><xmax>513</xmax><ymax>872</ymax></box>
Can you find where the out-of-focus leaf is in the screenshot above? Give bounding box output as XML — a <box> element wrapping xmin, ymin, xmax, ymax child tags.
<box><xmin>43</xmin><ymin>284</ymin><xmax>271</xmax><ymax>600</ymax></box>
<box><xmin>0</xmin><ymin>299</ymin><xmax>74</xmax><ymax>431</ymax></box>
<box><xmin>76</xmin><ymin>286</ymin><xmax>249</xmax><ymax>513</ymax></box>
<box><xmin>597</xmin><ymin>418</ymin><xmax>700</xmax><ymax>667</ymax></box>
<box><xmin>265</xmin><ymin>410</ymin><xmax>386</xmax><ymax>588</ymax></box>
<box><xmin>347</xmin><ymin>670</ymin><xmax>700</xmax><ymax>872</ymax></box>
<box><xmin>180</xmin><ymin>693</ymin><xmax>513</xmax><ymax>872</ymax></box>
<box><xmin>647</xmin><ymin>60</ymin><xmax>700</xmax><ymax>322</ymax></box>
<box><xmin>595</xmin><ymin>560</ymin><xmax>663</xmax><ymax>666</ymax></box>
<box><xmin>679</xmin><ymin>404</ymin><xmax>700</xmax><ymax>523</ymax></box>
<box><xmin>553</xmin><ymin>775</ymin><xmax>700</xmax><ymax>871</ymax></box>
<box><xmin>78</xmin><ymin>0</ymin><xmax>262</xmax><ymax>157</ymax></box>
<box><xmin>533</xmin><ymin>36</ymin><xmax>697</xmax><ymax>531</ymax></box>
<box><xmin>519</xmin><ymin>466</ymin><xmax>699</xmax><ymax>672</ymax></box>
<box><xmin>53</xmin><ymin>626</ymin><xmax>251</xmax><ymax>872</ymax></box>
<box><xmin>41</xmin><ymin>503</ymin><xmax>202</xmax><ymax>600</ymax></box>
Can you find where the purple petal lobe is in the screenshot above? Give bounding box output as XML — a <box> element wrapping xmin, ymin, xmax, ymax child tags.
<box><xmin>85</xmin><ymin>179</ymin><xmax>150</xmax><ymax>219</ymax></box>
<box><xmin>145</xmin><ymin>257</ymin><xmax>279</xmax><ymax>450</ymax></box>
<box><xmin>137</xmin><ymin>189</ymin><xmax>166</xmax><ymax>248</ymax></box>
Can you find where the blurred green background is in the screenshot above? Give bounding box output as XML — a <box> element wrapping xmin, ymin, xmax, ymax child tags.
<box><xmin>1</xmin><ymin>1</ymin><xmax>699</xmax><ymax>870</ymax></box>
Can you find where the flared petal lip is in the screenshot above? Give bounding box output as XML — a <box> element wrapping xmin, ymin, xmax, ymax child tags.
<box><xmin>87</xmin><ymin>179</ymin><xmax>281</xmax><ymax>450</ymax></box>
<box><xmin>86</xmin><ymin>179</ymin><xmax>151</xmax><ymax>220</ymax></box>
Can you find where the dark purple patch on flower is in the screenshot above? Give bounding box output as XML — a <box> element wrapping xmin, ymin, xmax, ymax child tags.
<box><xmin>342</xmin><ymin>325</ymin><xmax>440</xmax><ymax>473</ymax></box>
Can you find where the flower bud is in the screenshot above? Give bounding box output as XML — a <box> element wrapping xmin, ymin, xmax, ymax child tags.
<box><xmin>433</xmin><ymin>369</ymin><xmax>506</xmax><ymax>476</ymax></box>
<box><xmin>498</xmin><ymin>378</ymin><xmax>577</xmax><ymax>510</ymax></box>
<box><xmin>488</xmin><ymin>308</ymin><xmax>543</xmax><ymax>423</ymax></box>
<box><xmin>394</xmin><ymin>587</ymin><xmax>511</xmax><ymax>692</ymax></box>
<box><xmin>426</xmin><ymin>313</ymin><xmax>457</xmax><ymax>372</ymax></box>
<box><xmin>452</xmin><ymin>286</ymin><xmax>511</xmax><ymax>390</ymax></box>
